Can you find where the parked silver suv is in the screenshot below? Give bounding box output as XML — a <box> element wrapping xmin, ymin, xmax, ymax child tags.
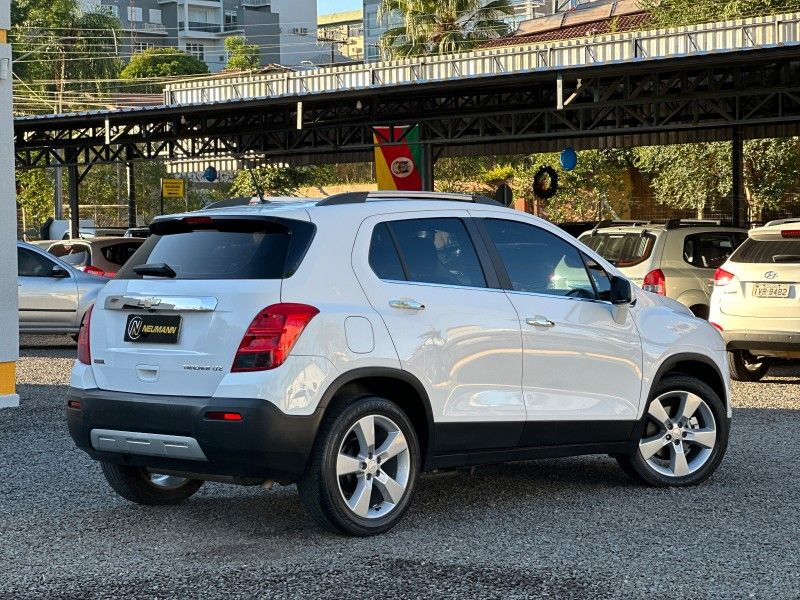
<box><xmin>580</xmin><ymin>220</ymin><xmax>748</xmax><ymax>318</ymax></box>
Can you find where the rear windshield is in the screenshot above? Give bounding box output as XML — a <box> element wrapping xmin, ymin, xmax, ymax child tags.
<box><xmin>581</xmin><ymin>232</ymin><xmax>656</xmax><ymax>267</ymax></box>
<box><xmin>117</xmin><ymin>217</ymin><xmax>315</xmax><ymax>280</ymax></box>
<box><xmin>48</xmin><ymin>244</ymin><xmax>90</xmax><ymax>267</ymax></box>
<box><xmin>731</xmin><ymin>238</ymin><xmax>800</xmax><ymax>264</ymax></box>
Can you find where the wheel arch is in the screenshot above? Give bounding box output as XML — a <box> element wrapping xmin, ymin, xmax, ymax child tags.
<box><xmin>317</xmin><ymin>367</ymin><xmax>436</xmax><ymax>471</ymax></box>
<box><xmin>651</xmin><ymin>353</ymin><xmax>728</xmax><ymax>409</ymax></box>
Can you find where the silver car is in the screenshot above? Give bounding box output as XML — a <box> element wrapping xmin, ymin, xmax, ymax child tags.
<box><xmin>17</xmin><ymin>241</ymin><xmax>107</xmax><ymax>335</ymax></box>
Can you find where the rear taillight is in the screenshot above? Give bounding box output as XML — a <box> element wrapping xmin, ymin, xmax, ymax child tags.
<box><xmin>77</xmin><ymin>304</ymin><xmax>93</xmax><ymax>365</ymax></box>
<box><xmin>782</xmin><ymin>230</ymin><xmax>800</xmax><ymax>238</ymax></box>
<box><xmin>714</xmin><ymin>268</ymin><xmax>735</xmax><ymax>287</ymax></box>
<box><xmin>232</xmin><ymin>303</ymin><xmax>319</xmax><ymax>372</ymax></box>
<box><xmin>205</xmin><ymin>411</ymin><xmax>243</xmax><ymax>421</ymax></box>
<box><xmin>84</xmin><ymin>265</ymin><xmax>114</xmax><ymax>278</ymax></box>
<box><xmin>642</xmin><ymin>269</ymin><xmax>666</xmax><ymax>296</ymax></box>
<box><xmin>710</xmin><ymin>322</ymin><xmax>724</xmax><ymax>331</ymax></box>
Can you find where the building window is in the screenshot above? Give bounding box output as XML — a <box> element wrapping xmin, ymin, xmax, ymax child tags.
<box><xmin>224</xmin><ymin>10</ymin><xmax>238</xmax><ymax>30</ymax></box>
<box><xmin>347</xmin><ymin>23</ymin><xmax>363</xmax><ymax>37</ymax></box>
<box><xmin>134</xmin><ymin>42</ymin><xmax>155</xmax><ymax>52</ymax></box>
<box><xmin>127</xmin><ymin>6</ymin><xmax>143</xmax><ymax>22</ymax></box>
<box><xmin>185</xmin><ymin>43</ymin><xmax>205</xmax><ymax>61</ymax></box>
<box><xmin>148</xmin><ymin>9</ymin><xmax>162</xmax><ymax>24</ymax></box>
<box><xmin>291</xmin><ymin>27</ymin><xmax>310</xmax><ymax>35</ymax></box>
<box><xmin>99</xmin><ymin>4</ymin><xmax>119</xmax><ymax>18</ymax></box>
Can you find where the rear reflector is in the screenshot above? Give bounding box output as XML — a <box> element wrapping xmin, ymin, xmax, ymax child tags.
<box><xmin>205</xmin><ymin>412</ymin><xmax>243</xmax><ymax>421</ymax></box>
<box><xmin>782</xmin><ymin>230</ymin><xmax>800</xmax><ymax>238</ymax></box>
<box><xmin>67</xmin><ymin>400</ymin><xmax>81</xmax><ymax>410</ymax></box>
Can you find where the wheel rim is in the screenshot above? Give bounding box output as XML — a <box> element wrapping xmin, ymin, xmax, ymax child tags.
<box><xmin>147</xmin><ymin>471</ymin><xmax>190</xmax><ymax>489</ymax></box>
<box><xmin>336</xmin><ymin>414</ymin><xmax>411</xmax><ymax>520</ymax></box>
<box><xmin>638</xmin><ymin>390</ymin><xmax>717</xmax><ymax>478</ymax></box>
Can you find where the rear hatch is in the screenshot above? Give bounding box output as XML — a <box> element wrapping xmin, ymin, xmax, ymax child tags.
<box><xmin>89</xmin><ymin>213</ymin><xmax>315</xmax><ymax>397</ymax></box>
<box><xmin>718</xmin><ymin>229</ymin><xmax>800</xmax><ymax>319</ymax></box>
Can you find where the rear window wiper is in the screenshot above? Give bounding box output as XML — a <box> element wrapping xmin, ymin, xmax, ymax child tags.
<box><xmin>133</xmin><ymin>263</ymin><xmax>176</xmax><ymax>278</ymax></box>
<box><xmin>772</xmin><ymin>255</ymin><xmax>800</xmax><ymax>263</ymax></box>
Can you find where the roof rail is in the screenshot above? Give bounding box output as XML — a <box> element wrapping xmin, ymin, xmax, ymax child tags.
<box><xmin>590</xmin><ymin>219</ymin><xmax>652</xmax><ymax>234</ymax></box>
<box><xmin>316</xmin><ymin>190</ymin><xmax>502</xmax><ymax>207</ymax></box>
<box><xmin>764</xmin><ymin>218</ymin><xmax>800</xmax><ymax>227</ymax></box>
<box><xmin>664</xmin><ymin>218</ymin><xmax>735</xmax><ymax>229</ymax></box>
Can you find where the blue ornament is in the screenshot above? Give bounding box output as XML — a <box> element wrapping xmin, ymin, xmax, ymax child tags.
<box><xmin>560</xmin><ymin>148</ymin><xmax>578</xmax><ymax>171</ymax></box>
<box><xmin>203</xmin><ymin>166</ymin><xmax>218</xmax><ymax>182</ymax></box>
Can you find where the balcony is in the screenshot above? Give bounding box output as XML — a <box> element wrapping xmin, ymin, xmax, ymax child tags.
<box><xmin>178</xmin><ymin>21</ymin><xmax>221</xmax><ymax>33</ymax></box>
<box><xmin>241</xmin><ymin>0</ymin><xmax>270</xmax><ymax>7</ymax></box>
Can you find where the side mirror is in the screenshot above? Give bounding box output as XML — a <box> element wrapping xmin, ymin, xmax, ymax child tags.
<box><xmin>51</xmin><ymin>265</ymin><xmax>70</xmax><ymax>278</ymax></box>
<box><xmin>610</xmin><ymin>276</ymin><xmax>633</xmax><ymax>305</ymax></box>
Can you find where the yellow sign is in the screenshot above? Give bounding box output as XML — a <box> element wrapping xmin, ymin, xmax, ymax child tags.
<box><xmin>161</xmin><ymin>178</ymin><xmax>185</xmax><ymax>198</ymax></box>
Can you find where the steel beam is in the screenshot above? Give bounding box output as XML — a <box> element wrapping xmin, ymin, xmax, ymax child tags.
<box><xmin>731</xmin><ymin>126</ymin><xmax>746</xmax><ymax>227</ymax></box>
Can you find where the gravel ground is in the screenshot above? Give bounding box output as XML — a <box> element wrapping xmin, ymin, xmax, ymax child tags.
<box><xmin>1</xmin><ymin>335</ymin><xmax>799</xmax><ymax>599</ymax></box>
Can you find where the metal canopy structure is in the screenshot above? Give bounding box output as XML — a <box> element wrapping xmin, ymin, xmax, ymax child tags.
<box><xmin>12</xmin><ymin>11</ymin><xmax>800</xmax><ymax>233</ymax></box>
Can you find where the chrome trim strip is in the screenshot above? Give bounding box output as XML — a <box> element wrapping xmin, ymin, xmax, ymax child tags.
<box><xmin>90</xmin><ymin>429</ymin><xmax>208</xmax><ymax>461</ymax></box>
<box><xmin>104</xmin><ymin>295</ymin><xmax>217</xmax><ymax>312</ymax></box>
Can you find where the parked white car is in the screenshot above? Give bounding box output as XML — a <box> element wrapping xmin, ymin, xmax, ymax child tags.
<box><xmin>580</xmin><ymin>220</ymin><xmax>748</xmax><ymax>318</ymax></box>
<box><xmin>67</xmin><ymin>193</ymin><xmax>731</xmax><ymax>536</ymax></box>
<box><xmin>710</xmin><ymin>219</ymin><xmax>800</xmax><ymax>381</ymax></box>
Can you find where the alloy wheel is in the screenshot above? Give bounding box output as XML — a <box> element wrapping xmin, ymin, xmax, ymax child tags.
<box><xmin>638</xmin><ymin>391</ymin><xmax>718</xmax><ymax>478</ymax></box>
<box><xmin>336</xmin><ymin>415</ymin><xmax>411</xmax><ymax>519</ymax></box>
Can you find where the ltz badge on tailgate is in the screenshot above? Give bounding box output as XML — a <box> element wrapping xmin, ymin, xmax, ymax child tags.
<box><xmin>124</xmin><ymin>314</ymin><xmax>181</xmax><ymax>344</ymax></box>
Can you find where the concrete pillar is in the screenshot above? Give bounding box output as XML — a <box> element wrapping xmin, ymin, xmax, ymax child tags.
<box><xmin>0</xmin><ymin>10</ymin><xmax>20</xmax><ymax>408</ymax></box>
<box><xmin>732</xmin><ymin>127</ymin><xmax>746</xmax><ymax>227</ymax></box>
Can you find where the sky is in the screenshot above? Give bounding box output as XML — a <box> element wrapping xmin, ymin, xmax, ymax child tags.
<box><xmin>318</xmin><ymin>0</ymin><xmax>362</xmax><ymax>16</ymax></box>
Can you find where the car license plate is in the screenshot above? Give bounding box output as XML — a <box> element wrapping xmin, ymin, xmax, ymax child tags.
<box><xmin>124</xmin><ymin>314</ymin><xmax>181</xmax><ymax>344</ymax></box>
<box><xmin>752</xmin><ymin>283</ymin><xmax>790</xmax><ymax>298</ymax></box>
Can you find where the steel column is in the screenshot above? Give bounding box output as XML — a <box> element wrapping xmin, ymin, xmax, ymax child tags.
<box><xmin>67</xmin><ymin>161</ymin><xmax>79</xmax><ymax>239</ymax></box>
<box><xmin>126</xmin><ymin>158</ymin><xmax>136</xmax><ymax>228</ymax></box>
<box><xmin>422</xmin><ymin>144</ymin><xmax>434</xmax><ymax>191</ymax></box>
<box><xmin>732</xmin><ymin>126</ymin><xmax>745</xmax><ymax>227</ymax></box>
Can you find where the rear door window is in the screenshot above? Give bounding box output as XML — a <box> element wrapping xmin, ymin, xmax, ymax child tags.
<box><xmin>386</xmin><ymin>218</ymin><xmax>486</xmax><ymax>288</ymax></box>
<box><xmin>581</xmin><ymin>232</ymin><xmax>655</xmax><ymax>267</ymax></box>
<box><xmin>683</xmin><ymin>233</ymin><xmax>741</xmax><ymax>269</ymax></box>
<box><xmin>100</xmin><ymin>241</ymin><xmax>143</xmax><ymax>268</ymax></box>
<box><xmin>117</xmin><ymin>217</ymin><xmax>315</xmax><ymax>280</ymax></box>
<box><xmin>731</xmin><ymin>238</ymin><xmax>800</xmax><ymax>264</ymax></box>
<box><xmin>368</xmin><ymin>223</ymin><xmax>405</xmax><ymax>281</ymax></box>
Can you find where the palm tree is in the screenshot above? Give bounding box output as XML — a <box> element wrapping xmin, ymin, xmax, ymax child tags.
<box><xmin>378</xmin><ymin>0</ymin><xmax>514</xmax><ymax>59</ymax></box>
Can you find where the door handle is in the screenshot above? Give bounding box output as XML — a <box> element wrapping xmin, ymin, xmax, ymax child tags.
<box><xmin>526</xmin><ymin>317</ymin><xmax>555</xmax><ymax>328</ymax></box>
<box><xmin>389</xmin><ymin>299</ymin><xmax>425</xmax><ymax>311</ymax></box>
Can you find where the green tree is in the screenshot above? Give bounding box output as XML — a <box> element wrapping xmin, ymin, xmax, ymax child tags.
<box><xmin>120</xmin><ymin>48</ymin><xmax>209</xmax><ymax>92</ymax></box>
<box><xmin>229</xmin><ymin>165</ymin><xmax>316</xmax><ymax>198</ymax></box>
<box><xmin>378</xmin><ymin>0</ymin><xmax>513</xmax><ymax>58</ymax></box>
<box><xmin>12</xmin><ymin>0</ymin><xmax>123</xmax><ymax>113</ymax></box>
<box><xmin>224</xmin><ymin>35</ymin><xmax>261</xmax><ymax>71</ymax></box>
<box><xmin>636</xmin><ymin>140</ymin><xmax>800</xmax><ymax>221</ymax></box>
<box><xmin>641</xmin><ymin>0</ymin><xmax>800</xmax><ymax>27</ymax></box>
<box><xmin>16</xmin><ymin>169</ymin><xmax>55</xmax><ymax>233</ymax></box>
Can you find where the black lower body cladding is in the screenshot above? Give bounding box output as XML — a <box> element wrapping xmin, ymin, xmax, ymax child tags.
<box><xmin>66</xmin><ymin>387</ymin><xmax>323</xmax><ymax>483</ymax></box>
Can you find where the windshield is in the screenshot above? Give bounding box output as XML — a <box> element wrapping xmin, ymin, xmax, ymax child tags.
<box><xmin>581</xmin><ymin>232</ymin><xmax>656</xmax><ymax>267</ymax></box>
<box><xmin>731</xmin><ymin>238</ymin><xmax>800</xmax><ymax>264</ymax></box>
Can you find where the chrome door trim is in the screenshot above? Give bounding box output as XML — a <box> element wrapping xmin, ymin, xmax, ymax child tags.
<box><xmin>104</xmin><ymin>295</ymin><xmax>218</xmax><ymax>312</ymax></box>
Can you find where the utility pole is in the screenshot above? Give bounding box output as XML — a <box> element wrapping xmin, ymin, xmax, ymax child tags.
<box><xmin>317</xmin><ymin>29</ymin><xmax>347</xmax><ymax>65</ymax></box>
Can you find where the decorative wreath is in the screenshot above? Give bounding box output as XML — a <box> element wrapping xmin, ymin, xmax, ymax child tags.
<box><xmin>532</xmin><ymin>165</ymin><xmax>559</xmax><ymax>200</ymax></box>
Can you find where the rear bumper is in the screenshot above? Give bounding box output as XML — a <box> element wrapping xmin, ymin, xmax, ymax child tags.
<box><xmin>66</xmin><ymin>387</ymin><xmax>322</xmax><ymax>483</ymax></box>
<box><xmin>722</xmin><ymin>330</ymin><xmax>800</xmax><ymax>354</ymax></box>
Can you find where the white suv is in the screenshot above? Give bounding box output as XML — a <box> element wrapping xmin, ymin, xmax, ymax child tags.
<box><xmin>580</xmin><ymin>220</ymin><xmax>748</xmax><ymax>318</ymax></box>
<box><xmin>710</xmin><ymin>219</ymin><xmax>800</xmax><ymax>381</ymax></box>
<box><xmin>68</xmin><ymin>192</ymin><xmax>731</xmax><ymax>536</ymax></box>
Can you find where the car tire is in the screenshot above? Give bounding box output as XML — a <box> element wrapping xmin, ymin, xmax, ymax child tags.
<box><xmin>297</xmin><ymin>396</ymin><xmax>420</xmax><ymax>536</ymax></box>
<box><xmin>728</xmin><ymin>350</ymin><xmax>770</xmax><ymax>382</ymax></box>
<box><xmin>616</xmin><ymin>375</ymin><xmax>729</xmax><ymax>487</ymax></box>
<box><xmin>100</xmin><ymin>462</ymin><xmax>203</xmax><ymax>505</ymax></box>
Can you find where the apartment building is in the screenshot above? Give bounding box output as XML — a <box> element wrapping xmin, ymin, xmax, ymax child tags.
<box><xmin>317</xmin><ymin>9</ymin><xmax>364</xmax><ymax>63</ymax></box>
<box><xmin>82</xmin><ymin>0</ymin><xmax>318</xmax><ymax>71</ymax></box>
